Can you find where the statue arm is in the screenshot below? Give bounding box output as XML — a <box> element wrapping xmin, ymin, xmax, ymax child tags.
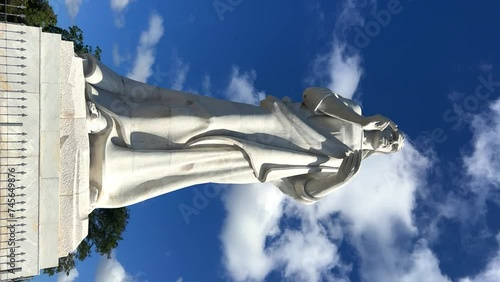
<box><xmin>297</xmin><ymin>150</ymin><xmax>363</xmax><ymax>201</ymax></box>
<box><xmin>289</xmin><ymin>173</ymin><xmax>347</xmax><ymax>203</ymax></box>
<box><xmin>303</xmin><ymin>87</ymin><xmax>365</xmax><ymax>125</ymax></box>
<box><xmin>303</xmin><ymin>172</ymin><xmax>352</xmax><ymax>199</ymax></box>
<box><xmin>303</xmin><ymin>87</ymin><xmax>398</xmax><ymax>131</ymax></box>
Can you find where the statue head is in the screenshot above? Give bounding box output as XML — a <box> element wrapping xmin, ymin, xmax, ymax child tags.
<box><xmin>363</xmin><ymin>127</ymin><xmax>405</xmax><ymax>154</ymax></box>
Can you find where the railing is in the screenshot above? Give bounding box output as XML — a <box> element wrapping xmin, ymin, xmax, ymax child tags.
<box><xmin>0</xmin><ymin>0</ymin><xmax>26</xmax><ymax>24</ymax></box>
<box><xmin>0</xmin><ymin>4</ymin><xmax>30</xmax><ymax>280</ymax></box>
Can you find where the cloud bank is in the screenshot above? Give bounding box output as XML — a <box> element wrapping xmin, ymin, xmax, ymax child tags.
<box><xmin>219</xmin><ymin>136</ymin><xmax>444</xmax><ymax>281</ymax></box>
<box><xmin>464</xmin><ymin>97</ymin><xmax>500</xmax><ymax>187</ymax></box>
<box><xmin>127</xmin><ymin>13</ymin><xmax>165</xmax><ymax>83</ymax></box>
<box><xmin>220</xmin><ymin>184</ymin><xmax>284</xmax><ymax>281</ymax></box>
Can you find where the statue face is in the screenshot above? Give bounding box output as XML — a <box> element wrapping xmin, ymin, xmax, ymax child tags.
<box><xmin>365</xmin><ymin>128</ymin><xmax>402</xmax><ymax>153</ymax></box>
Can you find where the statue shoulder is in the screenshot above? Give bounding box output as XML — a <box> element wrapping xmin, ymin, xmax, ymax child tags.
<box><xmin>302</xmin><ymin>87</ymin><xmax>336</xmax><ymax>109</ymax></box>
<box><xmin>303</xmin><ymin>87</ymin><xmax>362</xmax><ymax>115</ymax></box>
<box><xmin>305</xmin><ymin>87</ymin><xmax>356</xmax><ymax>102</ymax></box>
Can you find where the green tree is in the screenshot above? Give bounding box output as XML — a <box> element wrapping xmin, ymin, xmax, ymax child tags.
<box><xmin>4</xmin><ymin>0</ymin><xmax>102</xmax><ymax>59</ymax></box>
<box><xmin>43</xmin><ymin>208</ymin><xmax>130</xmax><ymax>276</ymax></box>
<box><xmin>23</xmin><ymin>0</ymin><xmax>57</xmax><ymax>28</ymax></box>
<box><xmin>45</xmin><ymin>25</ymin><xmax>102</xmax><ymax>60</ymax></box>
<box><xmin>1</xmin><ymin>0</ymin><xmax>57</xmax><ymax>27</ymax></box>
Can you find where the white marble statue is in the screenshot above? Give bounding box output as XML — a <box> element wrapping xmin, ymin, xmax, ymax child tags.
<box><xmin>80</xmin><ymin>54</ymin><xmax>404</xmax><ymax>210</ymax></box>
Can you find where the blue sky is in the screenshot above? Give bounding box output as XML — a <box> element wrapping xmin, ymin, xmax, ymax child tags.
<box><xmin>33</xmin><ymin>0</ymin><xmax>500</xmax><ymax>281</ymax></box>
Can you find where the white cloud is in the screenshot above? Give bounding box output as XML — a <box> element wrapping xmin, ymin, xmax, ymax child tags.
<box><xmin>110</xmin><ymin>0</ymin><xmax>131</xmax><ymax>27</ymax></box>
<box><xmin>428</xmin><ymin>96</ymin><xmax>500</xmax><ymax>235</ymax></box>
<box><xmin>58</xmin><ymin>268</ymin><xmax>79</xmax><ymax>282</ymax></box>
<box><xmin>310</xmin><ymin>44</ymin><xmax>363</xmax><ymax>99</ymax></box>
<box><xmin>307</xmin><ymin>0</ymin><xmax>365</xmax><ymax>99</ymax></box>
<box><xmin>270</xmin><ymin>216</ymin><xmax>345</xmax><ymax>282</ymax></box>
<box><xmin>115</xmin><ymin>14</ymin><xmax>126</xmax><ymax>28</ymax></box>
<box><xmin>464</xmin><ymin>97</ymin><xmax>500</xmax><ymax>186</ymax></box>
<box><xmin>219</xmin><ymin>135</ymin><xmax>445</xmax><ymax>281</ymax></box>
<box><xmin>111</xmin><ymin>0</ymin><xmax>130</xmax><ymax>12</ymax></box>
<box><xmin>334</xmin><ymin>0</ymin><xmax>368</xmax><ymax>32</ymax></box>
<box><xmin>460</xmin><ymin>233</ymin><xmax>500</xmax><ymax>282</ymax></box>
<box><xmin>169</xmin><ymin>53</ymin><xmax>190</xmax><ymax>91</ymax></box>
<box><xmin>399</xmin><ymin>241</ymin><xmax>451</xmax><ymax>282</ymax></box>
<box><xmin>64</xmin><ymin>0</ymin><xmax>83</xmax><ymax>19</ymax></box>
<box><xmin>224</xmin><ymin>66</ymin><xmax>266</xmax><ymax>105</ymax></box>
<box><xmin>220</xmin><ymin>184</ymin><xmax>284</xmax><ymax>281</ymax></box>
<box><xmin>202</xmin><ymin>74</ymin><xmax>211</xmax><ymax>96</ymax></box>
<box><xmin>112</xmin><ymin>44</ymin><xmax>126</xmax><ymax>67</ymax></box>
<box><xmin>315</xmin><ymin>146</ymin><xmax>428</xmax><ymax>239</ymax></box>
<box><xmin>424</xmin><ymin>96</ymin><xmax>500</xmax><ymax>278</ymax></box>
<box><xmin>326</xmin><ymin>45</ymin><xmax>363</xmax><ymax>99</ymax></box>
<box><xmin>127</xmin><ymin>13</ymin><xmax>165</xmax><ymax>83</ymax></box>
<box><xmin>95</xmin><ymin>254</ymin><xmax>134</xmax><ymax>282</ymax></box>
<box><xmin>180</xmin><ymin>73</ymin><xmax>212</xmax><ymax>97</ymax></box>
<box><xmin>460</xmin><ymin>96</ymin><xmax>500</xmax><ymax>238</ymax></box>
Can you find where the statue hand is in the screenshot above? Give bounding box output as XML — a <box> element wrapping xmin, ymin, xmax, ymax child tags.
<box><xmin>361</xmin><ymin>114</ymin><xmax>398</xmax><ymax>131</ymax></box>
<box><xmin>337</xmin><ymin>150</ymin><xmax>362</xmax><ymax>182</ymax></box>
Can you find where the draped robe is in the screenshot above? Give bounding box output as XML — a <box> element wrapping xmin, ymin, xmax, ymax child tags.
<box><xmin>83</xmin><ymin>58</ymin><xmax>363</xmax><ymax>208</ymax></box>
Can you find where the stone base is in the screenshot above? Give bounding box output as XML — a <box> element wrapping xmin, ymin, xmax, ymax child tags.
<box><xmin>0</xmin><ymin>23</ymin><xmax>90</xmax><ymax>280</ymax></box>
<box><xmin>58</xmin><ymin>41</ymin><xmax>90</xmax><ymax>257</ymax></box>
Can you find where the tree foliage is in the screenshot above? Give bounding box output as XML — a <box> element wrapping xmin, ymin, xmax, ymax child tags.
<box><xmin>3</xmin><ymin>0</ymin><xmax>102</xmax><ymax>59</ymax></box>
<box><xmin>45</xmin><ymin>25</ymin><xmax>102</xmax><ymax>60</ymax></box>
<box><xmin>1</xmin><ymin>0</ymin><xmax>57</xmax><ymax>27</ymax></box>
<box><xmin>24</xmin><ymin>0</ymin><xmax>57</xmax><ymax>28</ymax></box>
<box><xmin>44</xmin><ymin>208</ymin><xmax>130</xmax><ymax>276</ymax></box>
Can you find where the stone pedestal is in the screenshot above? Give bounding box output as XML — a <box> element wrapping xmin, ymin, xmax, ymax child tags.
<box><xmin>0</xmin><ymin>23</ymin><xmax>89</xmax><ymax>280</ymax></box>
